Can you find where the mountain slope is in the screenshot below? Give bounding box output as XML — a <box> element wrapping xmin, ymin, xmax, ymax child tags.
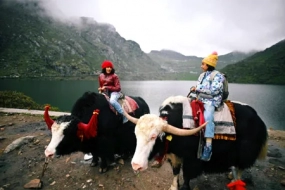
<box><xmin>148</xmin><ymin>50</ymin><xmax>201</xmax><ymax>74</ymax></box>
<box><xmin>221</xmin><ymin>39</ymin><xmax>285</xmax><ymax>84</ymax></box>
<box><xmin>217</xmin><ymin>51</ymin><xmax>257</xmax><ymax>69</ymax></box>
<box><xmin>148</xmin><ymin>49</ymin><xmax>255</xmax><ymax>73</ymax></box>
<box><xmin>0</xmin><ymin>0</ymin><xmax>163</xmax><ymax>80</ymax></box>
<box><xmin>0</xmin><ymin>0</ymin><xmax>284</xmax><ymax>84</ymax></box>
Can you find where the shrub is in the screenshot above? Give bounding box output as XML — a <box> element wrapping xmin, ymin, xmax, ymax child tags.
<box><xmin>0</xmin><ymin>91</ymin><xmax>60</xmax><ymax>111</ymax></box>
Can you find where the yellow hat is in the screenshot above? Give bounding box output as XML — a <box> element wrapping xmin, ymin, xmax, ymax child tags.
<box><xmin>202</xmin><ymin>51</ymin><xmax>218</xmax><ymax>68</ymax></box>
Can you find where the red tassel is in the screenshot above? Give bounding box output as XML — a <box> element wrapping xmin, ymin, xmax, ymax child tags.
<box><xmin>77</xmin><ymin>109</ymin><xmax>100</xmax><ymax>140</ymax></box>
<box><xmin>227</xmin><ymin>180</ymin><xmax>246</xmax><ymax>190</ymax></box>
<box><xmin>44</xmin><ymin>105</ymin><xmax>54</xmax><ymax>130</ymax></box>
<box><xmin>190</xmin><ymin>100</ymin><xmax>205</xmax><ymax>127</ymax></box>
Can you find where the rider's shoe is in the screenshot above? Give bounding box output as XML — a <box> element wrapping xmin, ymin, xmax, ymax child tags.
<box><xmin>200</xmin><ymin>145</ymin><xmax>212</xmax><ymax>161</ymax></box>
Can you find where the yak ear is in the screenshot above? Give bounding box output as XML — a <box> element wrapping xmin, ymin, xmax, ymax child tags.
<box><xmin>149</xmin><ymin>128</ymin><xmax>159</xmax><ymax>141</ymax></box>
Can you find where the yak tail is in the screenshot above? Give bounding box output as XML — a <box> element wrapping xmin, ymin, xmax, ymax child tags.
<box><xmin>258</xmin><ymin>138</ymin><xmax>268</xmax><ymax>160</ymax></box>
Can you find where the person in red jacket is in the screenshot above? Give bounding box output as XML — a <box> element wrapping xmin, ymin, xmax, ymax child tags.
<box><xmin>98</xmin><ymin>60</ymin><xmax>128</xmax><ymax>124</ymax></box>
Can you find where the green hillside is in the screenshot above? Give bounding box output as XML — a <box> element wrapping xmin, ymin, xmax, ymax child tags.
<box><xmin>217</xmin><ymin>51</ymin><xmax>257</xmax><ymax>70</ymax></box>
<box><xmin>0</xmin><ymin>0</ymin><xmax>284</xmax><ymax>84</ymax></box>
<box><xmin>0</xmin><ymin>0</ymin><xmax>163</xmax><ymax>80</ymax></box>
<box><xmin>148</xmin><ymin>50</ymin><xmax>256</xmax><ymax>80</ymax></box>
<box><xmin>221</xmin><ymin>40</ymin><xmax>285</xmax><ymax>84</ymax></box>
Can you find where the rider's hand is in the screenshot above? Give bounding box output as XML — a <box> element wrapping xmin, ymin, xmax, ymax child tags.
<box><xmin>190</xmin><ymin>87</ymin><xmax>196</xmax><ymax>91</ymax></box>
<box><xmin>98</xmin><ymin>86</ymin><xmax>106</xmax><ymax>91</ymax></box>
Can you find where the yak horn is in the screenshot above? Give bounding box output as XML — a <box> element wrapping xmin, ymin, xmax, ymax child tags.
<box><xmin>123</xmin><ymin>109</ymin><xmax>138</xmax><ymax>124</ymax></box>
<box><xmin>162</xmin><ymin>122</ymin><xmax>207</xmax><ymax>136</ymax></box>
<box><xmin>44</xmin><ymin>105</ymin><xmax>54</xmax><ymax>130</ymax></box>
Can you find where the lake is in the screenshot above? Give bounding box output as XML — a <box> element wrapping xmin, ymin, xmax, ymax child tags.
<box><xmin>0</xmin><ymin>79</ymin><xmax>284</xmax><ymax>130</ymax></box>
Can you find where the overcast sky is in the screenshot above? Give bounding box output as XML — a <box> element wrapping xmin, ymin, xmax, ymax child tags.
<box><xmin>41</xmin><ymin>0</ymin><xmax>285</xmax><ymax>57</ymax></box>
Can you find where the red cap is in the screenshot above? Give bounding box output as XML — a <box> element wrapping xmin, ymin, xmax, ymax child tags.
<box><xmin>101</xmin><ymin>60</ymin><xmax>114</xmax><ymax>69</ymax></box>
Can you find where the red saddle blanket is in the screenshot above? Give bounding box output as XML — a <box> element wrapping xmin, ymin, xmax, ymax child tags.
<box><xmin>103</xmin><ymin>94</ymin><xmax>139</xmax><ymax>114</ymax></box>
<box><xmin>121</xmin><ymin>96</ymin><xmax>139</xmax><ymax>113</ymax></box>
<box><xmin>190</xmin><ymin>100</ymin><xmax>236</xmax><ymax>141</ymax></box>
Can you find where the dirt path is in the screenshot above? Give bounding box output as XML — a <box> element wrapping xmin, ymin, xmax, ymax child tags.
<box><xmin>0</xmin><ymin>113</ymin><xmax>285</xmax><ymax>190</ymax></box>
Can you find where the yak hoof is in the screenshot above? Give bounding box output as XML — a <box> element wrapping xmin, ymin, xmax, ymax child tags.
<box><xmin>117</xmin><ymin>158</ymin><xmax>124</xmax><ymax>165</ymax></box>
<box><xmin>90</xmin><ymin>161</ymin><xmax>98</xmax><ymax>167</ymax></box>
<box><xmin>109</xmin><ymin>162</ymin><xmax>117</xmax><ymax>167</ymax></box>
<box><xmin>151</xmin><ymin>160</ymin><xmax>162</xmax><ymax>168</ymax></box>
<box><xmin>99</xmin><ymin>167</ymin><xmax>108</xmax><ymax>173</ymax></box>
<box><xmin>179</xmin><ymin>184</ymin><xmax>191</xmax><ymax>190</ymax></box>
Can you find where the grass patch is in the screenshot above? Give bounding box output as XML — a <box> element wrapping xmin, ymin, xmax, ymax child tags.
<box><xmin>0</xmin><ymin>90</ymin><xmax>60</xmax><ymax>111</ymax></box>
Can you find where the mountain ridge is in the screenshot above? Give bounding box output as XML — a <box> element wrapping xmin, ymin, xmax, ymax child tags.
<box><xmin>0</xmin><ymin>0</ymin><xmax>164</xmax><ymax>80</ymax></box>
<box><xmin>0</xmin><ymin>0</ymin><xmax>284</xmax><ymax>84</ymax></box>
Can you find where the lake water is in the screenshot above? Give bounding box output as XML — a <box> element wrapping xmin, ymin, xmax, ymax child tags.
<box><xmin>0</xmin><ymin>79</ymin><xmax>284</xmax><ymax>130</ymax></box>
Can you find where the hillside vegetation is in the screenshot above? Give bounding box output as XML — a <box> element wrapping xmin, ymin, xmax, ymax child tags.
<box><xmin>0</xmin><ymin>0</ymin><xmax>284</xmax><ymax>84</ymax></box>
<box><xmin>221</xmin><ymin>40</ymin><xmax>285</xmax><ymax>84</ymax></box>
<box><xmin>0</xmin><ymin>0</ymin><xmax>163</xmax><ymax>80</ymax></box>
<box><xmin>0</xmin><ymin>91</ymin><xmax>59</xmax><ymax>111</ymax></box>
<box><xmin>148</xmin><ymin>50</ymin><xmax>256</xmax><ymax>71</ymax></box>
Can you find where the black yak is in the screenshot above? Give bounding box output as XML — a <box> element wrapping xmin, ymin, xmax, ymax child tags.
<box><xmin>44</xmin><ymin>91</ymin><xmax>150</xmax><ymax>173</ymax></box>
<box><xmin>125</xmin><ymin>95</ymin><xmax>268</xmax><ymax>190</ymax></box>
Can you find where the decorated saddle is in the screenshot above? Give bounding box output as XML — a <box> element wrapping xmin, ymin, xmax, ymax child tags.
<box><xmin>102</xmin><ymin>93</ymin><xmax>139</xmax><ymax>114</ymax></box>
<box><xmin>189</xmin><ymin>99</ymin><xmax>236</xmax><ymax>140</ymax></box>
<box><xmin>162</xmin><ymin>96</ymin><xmax>236</xmax><ymax>140</ymax></box>
<box><xmin>118</xmin><ymin>96</ymin><xmax>139</xmax><ymax>114</ymax></box>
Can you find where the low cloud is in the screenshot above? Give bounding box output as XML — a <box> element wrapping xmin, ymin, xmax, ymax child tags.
<box><xmin>14</xmin><ymin>0</ymin><xmax>285</xmax><ymax>56</ymax></box>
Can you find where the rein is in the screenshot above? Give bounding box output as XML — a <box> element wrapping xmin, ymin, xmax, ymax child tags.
<box><xmin>41</xmin><ymin>157</ymin><xmax>50</xmax><ymax>178</ymax></box>
<box><xmin>157</xmin><ymin>116</ymin><xmax>170</xmax><ymax>162</ymax></box>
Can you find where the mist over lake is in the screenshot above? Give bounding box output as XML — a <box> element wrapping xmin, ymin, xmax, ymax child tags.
<box><xmin>1</xmin><ymin>79</ymin><xmax>284</xmax><ymax>130</ymax></box>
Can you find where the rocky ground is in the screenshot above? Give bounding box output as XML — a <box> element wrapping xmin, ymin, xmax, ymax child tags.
<box><xmin>0</xmin><ymin>112</ymin><xmax>285</xmax><ymax>190</ymax></box>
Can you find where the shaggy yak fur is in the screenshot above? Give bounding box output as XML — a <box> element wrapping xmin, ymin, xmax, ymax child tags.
<box><xmin>149</xmin><ymin>102</ymin><xmax>268</xmax><ymax>190</ymax></box>
<box><xmin>51</xmin><ymin>91</ymin><xmax>149</xmax><ymax>173</ymax></box>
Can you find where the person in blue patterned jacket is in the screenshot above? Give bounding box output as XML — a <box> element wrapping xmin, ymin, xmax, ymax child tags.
<box><xmin>191</xmin><ymin>51</ymin><xmax>225</xmax><ymax>161</ymax></box>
